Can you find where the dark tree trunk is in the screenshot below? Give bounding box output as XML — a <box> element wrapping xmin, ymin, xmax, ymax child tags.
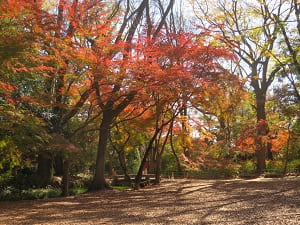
<box><xmin>266</xmin><ymin>142</ymin><xmax>274</xmax><ymax>160</ymax></box>
<box><xmin>90</xmin><ymin>113</ymin><xmax>113</xmax><ymax>190</ymax></box>
<box><xmin>36</xmin><ymin>154</ymin><xmax>53</xmax><ymax>187</ymax></box>
<box><xmin>154</xmin><ymin>154</ymin><xmax>162</xmax><ymax>184</ymax></box>
<box><xmin>62</xmin><ymin>159</ymin><xmax>69</xmax><ymax>196</ymax></box>
<box><xmin>54</xmin><ymin>155</ymin><xmax>64</xmax><ymax>176</ymax></box>
<box><xmin>90</xmin><ymin>91</ymin><xmax>136</xmax><ymax>190</ymax></box>
<box><xmin>255</xmin><ymin>92</ymin><xmax>267</xmax><ymax>173</ymax></box>
<box><xmin>256</xmin><ymin>93</ymin><xmax>266</xmax><ymax>121</ymax></box>
<box><xmin>218</xmin><ymin>118</ymin><xmax>226</xmax><ymax>141</ymax></box>
<box><xmin>255</xmin><ymin>138</ymin><xmax>266</xmax><ymax>173</ymax></box>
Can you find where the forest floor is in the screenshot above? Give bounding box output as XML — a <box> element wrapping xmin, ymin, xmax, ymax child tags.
<box><xmin>0</xmin><ymin>177</ymin><xmax>299</xmax><ymax>225</ymax></box>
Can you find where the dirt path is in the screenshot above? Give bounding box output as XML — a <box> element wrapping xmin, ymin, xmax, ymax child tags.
<box><xmin>0</xmin><ymin>177</ymin><xmax>299</xmax><ymax>225</ymax></box>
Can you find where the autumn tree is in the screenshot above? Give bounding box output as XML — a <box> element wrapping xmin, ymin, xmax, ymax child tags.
<box><xmin>191</xmin><ymin>63</ymin><xmax>246</xmax><ymax>155</ymax></box>
<box><xmin>270</xmin><ymin>0</ymin><xmax>300</xmax><ymax>151</ymax></box>
<box><xmin>271</xmin><ymin>0</ymin><xmax>300</xmax><ymax>104</ymax></box>
<box><xmin>89</xmin><ymin>0</ymin><xmax>176</xmax><ymax>190</ymax></box>
<box><xmin>0</xmin><ymin>0</ymin><xmax>53</xmax><ymax>182</ymax></box>
<box><xmin>0</xmin><ymin>0</ymin><xmax>118</xmax><ymax>192</ymax></box>
<box><xmin>132</xmin><ymin>30</ymin><xmax>236</xmax><ymax>187</ymax></box>
<box><xmin>28</xmin><ymin>0</ymin><xmax>113</xmax><ymax>189</ymax></box>
<box><xmin>193</xmin><ymin>0</ymin><xmax>292</xmax><ymax>172</ymax></box>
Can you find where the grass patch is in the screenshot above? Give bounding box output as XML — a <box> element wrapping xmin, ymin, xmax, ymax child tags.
<box><xmin>0</xmin><ymin>186</ymin><xmax>89</xmax><ymax>201</ymax></box>
<box><xmin>111</xmin><ymin>185</ymin><xmax>131</xmax><ymax>190</ymax></box>
<box><xmin>69</xmin><ymin>186</ymin><xmax>88</xmax><ymax>195</ymax></box>
<box><xmin>0</xmin><ymin>186</ymin><xmax>61</xmax><ymax>201</ymax></box>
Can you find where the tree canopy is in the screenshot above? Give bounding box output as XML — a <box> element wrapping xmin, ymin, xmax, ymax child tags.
<box><xmin>0</xmin><ymin>0</ymin><xmax>299</xmax><ymax>195</ymax></box>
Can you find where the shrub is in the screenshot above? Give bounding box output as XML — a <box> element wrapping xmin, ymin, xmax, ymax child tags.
<box><xmin>266</xmin><ymin>160</ymin><xmax>284</xmax><ymax>173</ymax></box>
<box><xmin>239</xmin><ymin>160</ymin><xmax>256</xmax><ymax>175</ymax></box>
<box><xmin>287</xmin><ymin>159</ymin><xmax>300</xmax><ymax>173</ymax></box>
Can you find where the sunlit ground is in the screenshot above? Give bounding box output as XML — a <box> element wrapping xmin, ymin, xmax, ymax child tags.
<box><xmin>0</xmin><ymin>177</ymin><xmax>299</xmax><ymax>225</ymax></box>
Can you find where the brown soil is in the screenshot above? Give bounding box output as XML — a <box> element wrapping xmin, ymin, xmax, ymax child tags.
<box><xmin>0</xmin><ymin>177</ymin><xmax>299</xmax><ymax>225</ymax></box>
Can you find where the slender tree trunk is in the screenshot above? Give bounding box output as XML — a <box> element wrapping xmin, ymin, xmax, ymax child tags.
<box><xmin>283</xmin><ymin>123</ymin><xmax>291</xmax><ymax>174</ymax></box>
<box><xmin>170</xmin><ymin>121</ymin><xmax>182</xmax><ymax>174</ymax></box>
<box><xmin>110</xmin><ymin>131</ymin><xmax>132</xmax><ymax>184</ymax></box>
<box><xmin>62</xmin><ymin>159</ymin><xmax>69</xmax><ymax>196</ymax></box>
<box><xmin>155</xmin><ymin>122</ymin><xmax>172</xmax><ymax>184</ymax></box>
<box><xmin>116</xmin><ymin>150</ymin><xmax>132</xmax><ymax>186</ymax></box>
<box><xmin>181</xmin><ymin>104</ymin><xmax>190</xmax><ymax>157</ymax></box>
<box><xmin>134</xmin><ymin>129</ymin><xmax>161</xmax><ymax>190</ymax></box>
<box><xmin>134</xmin><ymin>113</ymin><xmax>177</xmax><ymax>189</ymax></box>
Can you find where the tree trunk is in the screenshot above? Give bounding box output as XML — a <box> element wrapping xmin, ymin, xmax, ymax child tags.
<box><xmin>283</xmin><ymin>123</ymin><xmax>291</xmax><ymax>174</ymax></box>
<box><xmin>116</xmin><ymin>150</ymin><xmax>132</xmax><ymax>186</ymax></box>
<box><xmin>149</xmin><ymin>149</ymin><xmax>157</xmax><ymax>174</ymax></box>
<box><xmin>266</xmin><ymin>142</ymin><xmax>274</xmax><ymax>160</ymax></box>
<box><xmin>154</xmin><ymin>154</ymin><xmax>162</xmax><ymax>184</ymax></box>
<box><xmin>155</xmin><ymin>122</ymin><xmax>172</xmax><ymax>184</ymax></box>
<box><xmin>134</xmin><ymin>129</ymin><xmax>161</xmax><ymax>190</ymax></box>
<box><xmin>255</xmin><ymin>92</ymin><xmax>267</xmax><ymax>173</ymax></box>
<box><xmin>54</xmin><ymin>155</ymin><xmax>64</xmax><ymax>176</ymax></box>
<box><xmin>62</xmin><ymin>159</ymin><xmax>69</xmax><ymax>197</ymax></box>
<box><xmin>181</xmin><ymin>104</ymin><xmax>190</xmax><ymax>157</ymax></box>
<box><xmin>90</xmin><ymin>113</ymin><xmax>113</xmax><ymax>190</ymax></box>
<box><xmin>255</xmin><ymin>137</ymin><xmax>266</xmax><ymax>173</ymax></box>
<box><xmin>36</xmin><ymin>154</ymin><xmax>53</xmax><ymax>187</ymax></box>
<box><xmin>90</xmin><ymin>90</ymin><xmax>136</xmax><ymax>190</ymax></box>
<box><xmin>170</xmin><ymin>121</ymin><xmax>183</xmax><ymax>175</ymax></box>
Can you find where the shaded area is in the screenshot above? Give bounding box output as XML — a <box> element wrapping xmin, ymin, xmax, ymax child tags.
<box><xmin>0</xmin><ymin>177</ymin><xmax>299</xmax><ymax>224</ymax></box>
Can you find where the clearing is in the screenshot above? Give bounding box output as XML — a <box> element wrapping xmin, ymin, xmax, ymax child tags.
<box><xmin>0</xmin><ymin>177</ymin><xmax>299</xmax><ymax>225</ymax></box>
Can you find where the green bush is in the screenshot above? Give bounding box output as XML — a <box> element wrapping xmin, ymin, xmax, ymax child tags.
<box><xmin>161</xmin><ymin>151</ymin><xmax>177</xmax><ymax>173</ymax></box>
<box><xmin>266</xmin><ymin>160</ymin><xmax>284</xmax><ymax>173</ymax></box>
<box><xmin>69</xmin><ymin>187</ymin><xmax>88</xmax><ymax>195</ymax></box>
<box><xmin>239</xmin><ymin>160</ymin><xmax>256</xmax><ymax>175</ymax></box>
<box><xmin>287</xmin><ymin>159</ymin><xmax>300</xmax><ymax>172</ymax></box>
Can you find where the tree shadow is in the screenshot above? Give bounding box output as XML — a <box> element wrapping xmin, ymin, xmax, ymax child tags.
<box><xmin>0</xmin><ymin>178</ymin><xmax>299</xmax><ymax>224</ymax></box>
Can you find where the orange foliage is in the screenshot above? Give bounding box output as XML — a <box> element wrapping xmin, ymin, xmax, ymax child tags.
<box><xmin>269</xmin><ymin>130</ymin><xmax>289</xmax><ymax>152</ymax></box>
<box><xmin>1</xmin><ymin>0</ymin><xmax>241</xmax><ymax>145</ymax></box>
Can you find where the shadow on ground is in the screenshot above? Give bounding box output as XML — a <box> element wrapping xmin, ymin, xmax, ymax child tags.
<box><xmin>0</xmin><ymin>177</ymin><xmax>299</xmax><ymax>224</ymax></box>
